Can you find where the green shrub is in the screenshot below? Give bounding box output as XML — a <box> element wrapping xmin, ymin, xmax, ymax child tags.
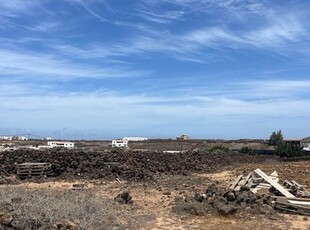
<box><xmin>240</xmin><ymin>146</ymin><xmax>253</xmax><ymax>155</ymax></box>
<box><xmin>275</xmin><ymin>142</ymin><xmax>303</xmax><ymax>157</ymax></box>
<box><xmin>275</xmin><ymin>142</ymin><xmax>287</xmax><ymax>157</ymax></box>
<box><xmin>269</xmin><ymin>130</ymin><xmax>283</xmax><ymax>146</ymax></box>
<box><xmin>208</xmin><ymin>145</ymin><xmax>229</xmax><ymax>153</ymax></box>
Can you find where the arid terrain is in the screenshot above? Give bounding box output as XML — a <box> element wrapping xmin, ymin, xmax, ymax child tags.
<box><xmin>0</xmin><ymin>140</ymin><xmax>309</xmax><ymax>230</ymax></box>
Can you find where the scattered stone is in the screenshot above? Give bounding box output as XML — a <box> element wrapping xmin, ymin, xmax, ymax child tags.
<box><xmin>11</xmin><ymin>197</ymin><xmax>22</xmax><ymax>204</ymax></box>
<box><xmin>163</xmin><ymin>191</ymin><xmax>171</xmax><ymax>196</ymax></box>
<box><xmin>225</xmin><ymin>191</ymin><xmax>236</xmax><ymax>202</ymax></box>
<box><xmin>240</xmin><ymin>185</ymin><xmax>250</xmax><ymax>192</ymax></box>
<box><xmin>213</xmin><ymin>200</ymin><xmax>239</xmax><ymax>216</ymax></box>
<box><xmin>0</xmin><ymin>213</ymin><xmax>13</xmax><ymax>225</ymax></box>
<box><xmin>54</xmin><ymin>220</ymin><xmax>79</xmax><ymax>230</ymax></box>
<box><xmin>194</xmin><ymin>193</ymin><xmax>207</xmax><ymax>202</ymax></box>
<box><xmin>114</xmin><ymin>191</ymin><xmax>133</xmax><ymax>204</ymax></box>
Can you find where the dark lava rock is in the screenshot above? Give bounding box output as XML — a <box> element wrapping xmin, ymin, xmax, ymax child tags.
<box><xmin>213</xmin><ymin>200</ymin><xmax>239</xmax><ymax>216</ymax></box>
<box><xmin>0</xmin><ymin>148</ymin><xmax>271</xmax><ymax>182</ymax></box>
<box><xmin>205</xmin><ymin>183</ymin><xmax>219</xmax><ymax>197</ymax></box>
<box><xmin>114</xmin><ymin>191</ymin><xmax>133</xmax><ymax>204</ymax></box>
<box><xmin>240</xmin><ymin>185</ymin><xmax>250</xmax><ymax>192</ymax></box>
<box><xmin>194</xmin><ymin>193</ymin><xmax>207</xmax><ymax>202</ymax></box>
<box><xmin>226</xmin><ymin>191</ymin><xmax>236</xmax><ymax>202</ymax></box>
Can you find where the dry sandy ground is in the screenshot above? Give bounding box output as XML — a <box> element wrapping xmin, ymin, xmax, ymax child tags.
<box><xmin>1</xmin><ymin>161</ymin><xmax>310</xmax><ymax>230</ymax></box>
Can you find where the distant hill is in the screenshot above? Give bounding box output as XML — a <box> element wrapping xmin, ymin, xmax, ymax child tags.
<box><xmin>302</xmin><ymin>137</ymin><xmax>310</xmax><ymax>142</ymax></box>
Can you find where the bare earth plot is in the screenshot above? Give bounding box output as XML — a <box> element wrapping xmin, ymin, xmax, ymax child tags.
<box><xmin>0</xmin><ymin>149</ymin><xmax>309</xmax><ymax>229</ymax></box>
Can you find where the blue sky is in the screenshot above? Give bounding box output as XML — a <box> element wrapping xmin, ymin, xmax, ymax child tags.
<box><xmin>1</xmin><ymin>0</ymin><xmax>310</xmax><ymax>139</ymax></box>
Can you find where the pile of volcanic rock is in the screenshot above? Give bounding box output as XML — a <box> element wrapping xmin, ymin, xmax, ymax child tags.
<box><xmin>0</xmin><ymin>148</ymin><xmax>271</xmax><ymax>182</ymax></box>
<box><xmin>173</xmin><ymin>183</ymin><xmax>276</xmax><ymax>217</ymax></box>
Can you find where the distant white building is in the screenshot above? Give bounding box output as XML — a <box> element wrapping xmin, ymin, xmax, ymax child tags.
<box><xmin>303</xmin><ymin>142</ymin><xmax>310</xmax><ymax>151</ymax></box>
<box><xmin>112</xmin><ymin>139</ymin><xmax>128</xmax><ymax>148</ymax></box>
<box><xmin>0</xmin><ymin>136</ymin><xmax>13</xmax><ymax>140</ymax></box>
<box><xmin>47</xmin><ymin>141</ymin><xmax>75</xmax><ymax>149</ymax></box>
<box><xmin>45</xmin><ymin>137</ymin><xmax>53</xmax><ymax>140</ymax></box>
<box><xmin>163</xmin><ymin>150</ymin><xmax>185</xmax><ymax>153</ymax></box>
<box><xmin>123</xmin><ymin>137</ymin><xmax>148</xmax><ymax>141</ymax></box>
<box><xmin>176</xmin><ymin>134</ymin><xmax>190</xmax><ymax>141</ymax></box>
<box><xmin>18</xmin><ymin>136</ymin><xmax>28</xmax><ymax>141</ymax></box>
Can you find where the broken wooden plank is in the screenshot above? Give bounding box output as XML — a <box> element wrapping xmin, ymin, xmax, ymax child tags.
<box><xmin>270</xmin><ymin>171</ymin><xmax>278</xmax><ymax>177</ymax></box>
<box><xmin>269</xmin><ymin>171</ymin><xmax>279</xmax><ymax>182</ymax></box>
<box><xmin>275</xmin><ymin>200</ymin><xmax>310</xmax><ymax>211</ymax></box>
<box><xmin>284</xmin><ymin>180</ymin><xmax>294</xmax><ymax>187</ymax></box>
<box><xmin>291</xmin><ymin>180</ymin><xmax>304</xmax><ymax>190</ymax></box>
<box><xmin>271</xmin><ymin>196</ymin><xmax>310</xmax><ymax>202</ymax></box>
<box><xmin>274</xmin><ymin>202</ymin><xmax>310</xmax><ymax>216</ymax></box>
<box><xmin>238</xmin><ymin>179</ymin><xmax>247</xmax><ymax>186</ymax></box>
<box><xmin>288</xmin><ymin>200</ymin><xmax>310</xmax><ymax>206</ymax></box>
<box><xmin>254</xmin><ymin>169</ymin><xmax>295</xmax><ymax>198</ymax></box>
<box><xmin>230</xmin><ymin>175</ymin><xmax>243</xmax><ymax>190</ymax></box>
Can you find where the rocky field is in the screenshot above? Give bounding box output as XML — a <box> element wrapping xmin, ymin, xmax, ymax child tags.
<box><xmin>0</xmin><ymin>149</ymin><xmax>273</xmax><ymax>181</ymax></box>
<box><xmin>0</xmin><ymin>148</ymin><xmax>309</xmax><ymax>229</ymax></box>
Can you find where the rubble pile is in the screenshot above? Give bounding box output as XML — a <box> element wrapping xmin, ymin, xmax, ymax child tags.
<box><xmin>174</xmin><ymin>182</ymin><xmax>276</xmax><ymax>217</ymax></box>
<box><xmin>0</xmin><ymin>149</ymin><xmax>270</xmax><ymax>181</ymax></box>
<box><xmin>174</xmin><ymin>168</ymin><xmax>310</xmax><ymax>217</ymax></box>
<box><xmin>230</xmin><ymin>168</ymin><xmax>310</xmax><ymax>215</ymax></box>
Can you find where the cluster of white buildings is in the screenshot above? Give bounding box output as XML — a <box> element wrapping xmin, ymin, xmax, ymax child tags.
<box><xmin>123</xmin><ymin>137</ymin><xmax>148</xmax><ymax>141</ymax></box>
<box><xmin>0</xmin><ymin>136</ymin><xmax>28</xmax><ymax>141</ymax></box>
<box><xmin>111</xmin><ymin>137</ymin><xmax>148</xmax><ymax>148</ymax></box>
<box><xmin>0</xmin><ymin>136</ymin><xmax>13</xmax><ymax>140</ymax></box>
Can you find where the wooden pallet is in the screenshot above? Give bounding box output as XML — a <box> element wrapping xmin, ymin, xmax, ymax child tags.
<box><xmin>272</xmin><ymin>196</ymin><xmax>310</xmax><ymax>216</ymax></box>
<box><xmin>17</xmin><ymin>163</ymin><xmax>51</xmax><ymax>179</ymax></box>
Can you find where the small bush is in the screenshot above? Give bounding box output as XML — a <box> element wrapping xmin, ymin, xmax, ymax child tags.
<box><xmin>209</xmin><ymin>145</ymin><xmax>229</xmax><ymax>153</ymax></box>
<box><xmin>240</xmin><ymin>146</ymin><xmax>253</xmax><ymax>155</ymax></box>
<box><xmin>269</xmin><ymin>130</ymin><xmax>283</xmax><ymax>146</ymax></box>
<box><xmin>275</xmin><ymin>142</ymin><xmax>303</xmax><ymax>158</ymax></box>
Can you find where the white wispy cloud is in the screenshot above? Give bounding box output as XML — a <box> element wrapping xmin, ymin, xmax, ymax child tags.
<box><xmin>0</xmin><ymin>48</ymin><xmax>149</xmax><ymax>80</ymax></box>
<box><xmin>50</xmin><ymin>13</ymin><xmax>309</xmax><ymax>64</ymax></box>
<box><xmin>32</xmin><ymin>21</ymin><xmax>61</xmax><ymax>32</ymax></box>
<box><xmin>66</xmin><ymin>0</ymin><xmax>116</xmax><ymax>23</ymax></box>
<box><xmin>0</xmin><ymin>0</ymin><xmax>39</xmax><ymax>17</ymax></box>
<box><xmin>232</xmin><ymin>80</ymin><xmax>310</xmax><ymax>99</ymax></box>
<box><xmin>1</xmin><ymin>0</ymin><xmax>307</xmax><ymax>64</ymax></box>
<box><xmin>143</xmin><ymin>0</ymin><xmax>267</xmax><ymax>16</ymax></box>
<box><xmin>137</xmin><ymin>9</ymin><xmax>185</xmax><ymax>24</ymax></box>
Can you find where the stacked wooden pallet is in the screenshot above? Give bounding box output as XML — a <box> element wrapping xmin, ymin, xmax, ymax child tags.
<box><xmin>272</xmin><ymin>196</ymin><xmax>310</xmax><ymax>216</ymax></box>
<box><xmin>17</xmin><ymin>163</ymin><xmax>51</xmax><ymax>179</ymax></box>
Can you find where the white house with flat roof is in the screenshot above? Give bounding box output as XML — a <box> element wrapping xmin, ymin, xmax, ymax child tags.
<box><xmin>47</xmin><ymin>141</ymin><xmax>75</xmax><ymax>149</ymax></box>
<box><xmin>18</xmin><ymin>136</ymin><xmax>28</xmax><ymax>141</ymax></box>
<box><xmin>112</xmin><ymin>139</ymin><xmax>128</xmax><ymax>148</ymax></box>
